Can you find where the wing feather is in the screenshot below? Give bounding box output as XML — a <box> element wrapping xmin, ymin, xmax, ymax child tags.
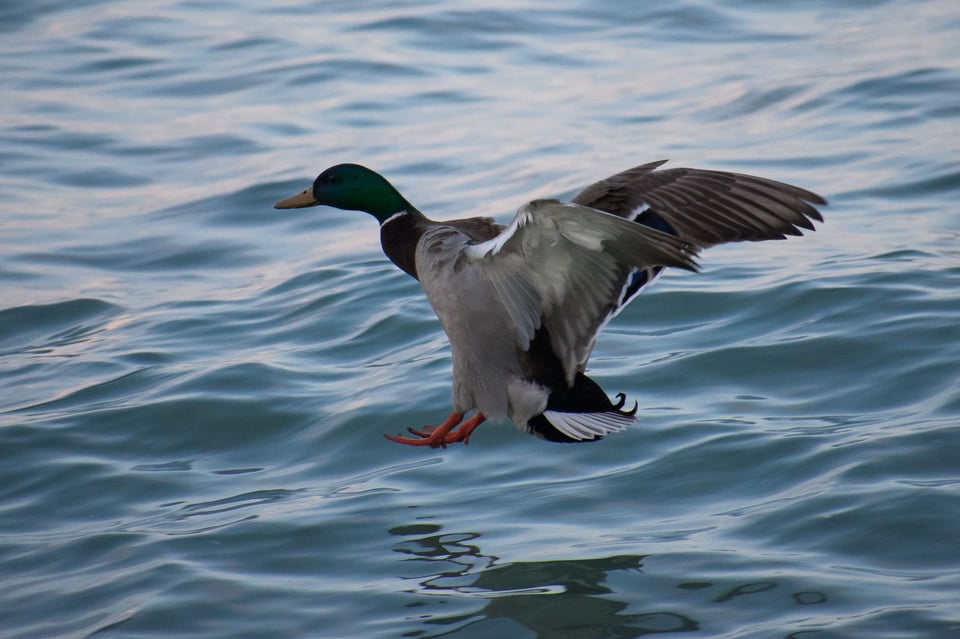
<box><xmin>573</xmin><ymin>161</ymin><xmax>825</xmax><ymax>247</ymax></box>
<box><xmin>462</xmin><ymin>199</ymin><xmax>698</xmax><ymax>385</ymax></box>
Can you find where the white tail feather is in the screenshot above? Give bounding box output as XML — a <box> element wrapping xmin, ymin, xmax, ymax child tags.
<box><xmin>542</xmin><ymin>409</ymin><xmax>636</xmax><ymax>441</ymax></box>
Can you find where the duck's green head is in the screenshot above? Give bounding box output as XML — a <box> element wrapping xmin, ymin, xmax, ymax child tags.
<box><xmin>274</xmin><ymin>164</ymin><xmax>411</xmax><ymax>224</ymax></box>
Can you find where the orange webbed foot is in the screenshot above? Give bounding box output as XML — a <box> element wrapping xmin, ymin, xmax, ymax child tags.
<box><xmin>385</xmin><ymin>412</ymin><xmax>487</xmax><ymax>448</ymax></box>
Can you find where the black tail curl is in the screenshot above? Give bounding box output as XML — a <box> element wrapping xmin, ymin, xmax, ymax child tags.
<box><xmin>612</xmin><ymin>392</ymin><xmax>639</xmax><ymax>415</ymax></box>
<box><xmin>526</xmin><ymin>373</ymin><xmax>637</xmax><ymax>443</ymax></box>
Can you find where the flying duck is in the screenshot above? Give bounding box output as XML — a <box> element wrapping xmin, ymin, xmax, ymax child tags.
<box><xmin>275</xmin><ymin>160</ymin><xmax>825</xmax><ymax>447</ymax></box>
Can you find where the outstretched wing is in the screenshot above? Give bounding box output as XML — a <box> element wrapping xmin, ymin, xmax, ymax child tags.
<box><xmin>573</xmin><ymin>160</ymin><xmax>826</xmax><ymax>247</ymax></box>
<box><xmin>459</xmin><ymin>199</ymin><xmax>699</xmax><ymax>385</ymax></box>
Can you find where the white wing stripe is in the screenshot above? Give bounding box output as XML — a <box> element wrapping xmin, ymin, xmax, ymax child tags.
<box><xmin>463</xmin><ymin>208</ymin><xmax>532</xmax><ymax>260</ymax></box>
<box><xmin>625</xmin><ymin>201</ymin><xmax>651</xmax><ymax>222</ymax></box>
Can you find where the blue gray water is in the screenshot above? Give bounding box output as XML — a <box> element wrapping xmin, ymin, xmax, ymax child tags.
<box><xmin>3</xmin><ymin>1</ymin><xmax>959</xmax><ymax>637</ymax></box>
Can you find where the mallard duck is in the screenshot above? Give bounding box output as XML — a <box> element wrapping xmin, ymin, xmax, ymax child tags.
<box><xmin>275</xmin><ymin>161</ymin><xmax>824</xmax><ymax>447</ymax></box>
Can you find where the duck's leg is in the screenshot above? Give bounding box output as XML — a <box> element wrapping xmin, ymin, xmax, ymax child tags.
<box><xmin>385</xmin><ymin>412</ymin><xmax>487</xmax><ymax>448</ymax></box>
<box><xmin>446</xmin><ymin>412</ymin><xmax>486</xmax><ymax>445</ymax></box>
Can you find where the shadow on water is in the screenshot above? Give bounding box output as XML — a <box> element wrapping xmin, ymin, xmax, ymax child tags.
<box><xmin>389</xmin><ymin>523</ymin><xmax>699</xmax><ymax>638</ymax></box>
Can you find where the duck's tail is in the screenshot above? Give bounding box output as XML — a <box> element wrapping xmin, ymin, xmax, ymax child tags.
<box><xmin>525</xmin><ymin>372</ymin><xmax>637</xmax><ymax>443</ymax></box>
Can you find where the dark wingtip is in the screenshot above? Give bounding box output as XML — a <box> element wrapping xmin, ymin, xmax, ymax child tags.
<box><xmin>806</xmin><ymin>191</ymin><xmax>828</xmax><ymax>207</ymax></box>
<box><xmin>683</xmin><ymin>244</ymin><xmax>702</xmax><ymax>273</ymax></box>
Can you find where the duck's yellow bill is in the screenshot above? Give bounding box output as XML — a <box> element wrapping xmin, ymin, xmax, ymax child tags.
<box><xmin>274</xmin><ymin>188</ymin><xmax>319</xmax><ymax>209</ymax></box>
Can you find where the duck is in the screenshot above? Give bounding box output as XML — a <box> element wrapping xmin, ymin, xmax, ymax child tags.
<box><xmin>275</xmin><ymin>160</ymin><xmax>825</xmax><ymax>448</ymax></box>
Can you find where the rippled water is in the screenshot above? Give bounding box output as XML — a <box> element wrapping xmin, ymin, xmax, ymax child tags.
<box><xmin>3</xmin><ymin>1</ymin><xmax>960</xmax><ymax>637</ymax></box>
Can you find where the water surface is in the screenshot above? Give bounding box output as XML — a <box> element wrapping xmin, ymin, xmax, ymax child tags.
<box><xmin>2</xmin><ymin>1</ymin><xmax>959</xmax><ymax>637</ymax></box>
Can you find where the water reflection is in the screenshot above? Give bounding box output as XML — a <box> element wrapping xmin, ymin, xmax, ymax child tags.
<box><xmin>390</xmin><ymin>523</ymin><xmax>698</xmax><ymax>638</ymax></box>
<box><xmin>713</xmin><ymin>580</ymin><xmax>777</xmax><ymax>602</ymax></box>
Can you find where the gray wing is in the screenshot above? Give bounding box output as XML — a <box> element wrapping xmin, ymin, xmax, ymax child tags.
<box><xmin>573</xmin><ymin>160</ymin><xmax>826</xmax><ymax>247</ymax></box>
<box><xmin>445</xmin><ymin>215</ymin><xmax>503</xmax><ymax>242</ymax></box>
<box><xmin>461</xmin><ymin>199</ymin><xmax>698</xmax><ymax>385</ymax></box>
